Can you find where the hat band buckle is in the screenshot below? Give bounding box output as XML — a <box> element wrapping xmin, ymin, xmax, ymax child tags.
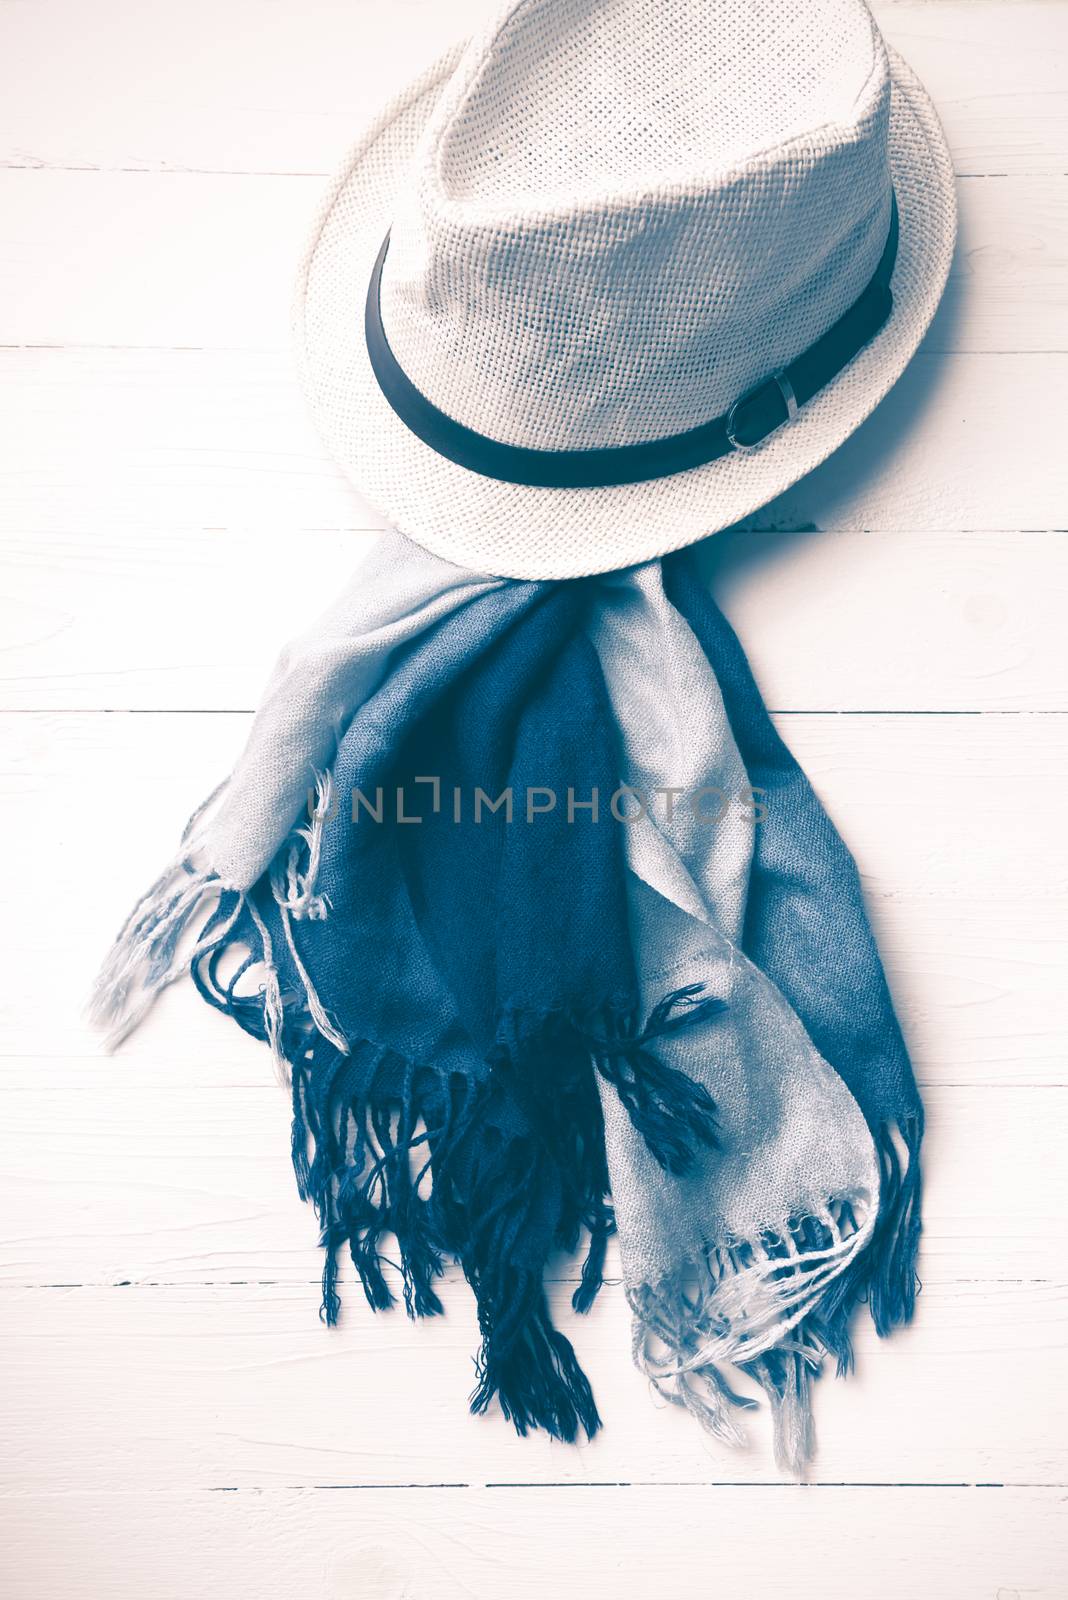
<box><xmin>725</xmin><ymin>370</ymin><xmax>800</xmax><ymax>454</ymax></box>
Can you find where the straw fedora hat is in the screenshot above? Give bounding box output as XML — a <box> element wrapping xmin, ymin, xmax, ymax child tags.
<box><xmin>294</xmin><ymin>0</ymin><xmax>956</xmax><ymax>580</ymax></box>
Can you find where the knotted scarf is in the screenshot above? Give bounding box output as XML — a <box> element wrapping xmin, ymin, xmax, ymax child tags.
<box><xmin>93</xmin><ymin>531</ymin><xmax>922</xmax><ymax>1471</ymax></box>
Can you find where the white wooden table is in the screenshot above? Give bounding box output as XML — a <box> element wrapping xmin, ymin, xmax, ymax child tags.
<box><xmin>2</xmin><ymin>3</ymin><xmax>1066</xmax><ymax>1595</ymax></box>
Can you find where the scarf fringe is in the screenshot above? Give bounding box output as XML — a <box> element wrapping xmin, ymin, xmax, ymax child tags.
<box><xmin>270</xmin><ymin>770</ymin><xmax>335</xmax><ymax>922</ymax></box>
<box><xmin>88</xmin><ymin>775</ymin><xmax>239</xmax><ymax>1050</ymax></box>
<box><xmin>90</xmin><ymin>850</ymin><xmax>919</xmax><ymax>1466</ymax></box>
<box><xmin>630</xmin><ymin>1188</ymin><xmax>876</xmax><ymax>1474</ymax></box>
<box><xmin>189</xmin><ymin>905</ymin><xmax>451</xmax><ymax>1323</ymax></box>
<box><xmin>441</xmin><ymin>1089</ymin><xmax>602</xmax><ymax>1442</ymax></box>
<box><xmin>88</xmin><ymin>850</ymin><xmax>239</xmax><ymax>1049</ymax></box>
<box><xmin>573</xmin><ymin>1203</ymin><xmax>613</xmax><ymax>1315</ymax></box>
<box><xmin>91</xmin><ymin>774</ymin><xmax>349</xmax><ymax>1082</ymax></box>
<box><xmin>487</xmin><ymin>1007</ymin><xmax>615</xmax><ymax>1324</ymax></box>
<box><xmin>870</xmin><ymin>1113</ymin><xmax>924</xmax><ymax>1334</ymax></box>
<box><xmin>318</xmin><ymin>1078</ymin><xmax>447</xmax><ymax>1323</ymax></box>
<box><xmin>582</xmin><ymin>984</ymin><xmax>724</xmax><ymax>1176</ymax></box>
<box><xmin>801</xmin><ymin>1112</ymin><xmax>924</xmax><ymax>1385</ymax></box>
<box><xmin>492</xmin><ymin>986</ymin><xmax>723</xmax><ymax>1193</ymax></box>
<box><xmin>630</xmin><ymin>1111</ymin><xmax>924</xmax><ymax>1476</ymax></box>
<box><xmin>93</xmin><ymin>814</ymin><xmax>607</xmax><ymax>1442</ymax></box>
<box><xmin>470</xmin><ymin>1285</ymin><xmax>600</xmax><ymax>1442</ymax></box>
<box><xmin>193</xmin><ymin>904</ymin><xmax>604</xmax><ymax>1442</ymax></box>
<box><xmin>300</xmin><ymin>1046</ymin><xmax>604</xmax><ymax>1440</ymax></box>
<box><xmin>746</xmin><ymin>1339</ymin><xmax>819</xmax><ymax>1475</ymax></box>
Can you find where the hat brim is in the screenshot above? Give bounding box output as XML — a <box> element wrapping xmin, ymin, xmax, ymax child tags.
<box><xmin>294</xmin><ymin>41</ymin><xmax>957</xmax><ymax>581</ymax></box>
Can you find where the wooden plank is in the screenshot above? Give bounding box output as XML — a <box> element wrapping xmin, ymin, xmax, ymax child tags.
<box><xmin>7</xmin><ymin>890</ymin><xmax>1061</xmax><ymax>1089</ymax></box>
<box><xmin>3</xmin><ymin>710</ymin><xmax>1065</xmax><ymax>1081</ymax></box>
<box><xmin>0</xmin><ymin>169</ymin><xmax>317</xmax><ymax>351</ymax></box>
<box><xmin>703</xmin><ymin>527</ymin><xmax>1068</xmax><ymax>713</ymax></box>
<box><xmin>882</xmin><ymin>1</ymin><xmax>1068</xmax><ymax>178</ymax></box>
<box><xmin>2</xmin><ymin>1275</ymin><xmax>1064</xmax><ymax>1488</ymax></box>
<box><xmin>0</xmin><ymin>1079</ymin><xmax>1060</xmax><ymax>1288</ymax></box>
<box><xmin>0</xmin><ymin>347</ymin><xmax>359</xmax><ymax>534</ymax></box>
<box><xmin>0</xmin><ymin>0</ymin><xmax>493</xmax><ymax>176</ymax></box>
<box><xmin>2</xmin><ymin>348</ymin><xmax>1066</xmax><ymax>539</ymax></box>
<box><xmin>1</xmin><ymin>170</ymin><xmax>1063</xmax><ymax>351</ymax></box>
<box><xmin>932</xmin><ymin>176</ymin><xmax>1067</xmax><ymax>354</ymax></box>
<box><xmin>3</xmin><ymin>524</ymin><xmax>1062</xmax><ymax>713</ymax></box>
<box><xmin>0</xmin><ymin>526</ymin><xmax>372</xmax><ymax>714</ymax></box>
<box><xmin>1</xmin><ymin>1485</ymin><xmax>1064</xmax><ymax>1600</ymax></box>
<box><xmin>1</xmin><ymin>2</ymin><xmax>1065</xmax><ymax>177</ymax></box>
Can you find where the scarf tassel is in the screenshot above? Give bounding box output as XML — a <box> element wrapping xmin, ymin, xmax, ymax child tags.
<box><xmin>185</xmin><ymin>892</ymin><xmax>606</xmax><ymax>1442</ymax></box>
<box><xmin>572</xmin><ymin>1201</ymin><xmax>613</xmax><ymax>1315</ymax></box>
<box><xmin>489</xmin><ymin>985</ymin><xmax>724</xmax><ymax>1188</ymax></box>
<box><xmin>628</xmin><ymin>1112</ymin><xmax>922</xmax><ymax>1476</ymax></box>
<box><xmin>455</xmin><ymin>1117</ymin><xmax>602</xmax><ymax>1441</ymax></box>
<box><xmin>795</xmin><ymin>1112</ymin><xmax>924</xmax><ymax>1387</ymax></box>
<box><xmin>469</xmin><ymin>1285</ymin><xmax>601</xmax><ymax>1442</ymax></box>
<box><xmin>89</xmin><ymin>854</ymin><xmax>234</xmax><ymax>1048</ymax></box>
<box><xmin>869</xmin><ymin>1113</ymin><xmax>924</xmax><ymax>1334</ymax></box>
<box><xmin>582</xmin><ymin>984</ymin><xmax>725</xmax><ymax>1176</ymax></box>
<box><xmin>631</xmin><ymin>1186</ymin><xmax>878</xmax><ymax>1473</ymax></box>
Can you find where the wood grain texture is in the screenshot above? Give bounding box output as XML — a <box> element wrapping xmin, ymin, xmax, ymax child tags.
<box><xmin>2</xmin><ymin>0</ymin><xmax>1066</xmax><ymax>1592</ymax></box>
<box><xmin>3</xmin><ymin>524</ymin><xmax>1063</xmax><ymax>711</ymax></box>
<box><xmin>2</xmin><ymin>1487</ymin><xmax>1064</xmax><ymax>1600</ymax></box>
<box><xmin>1</xmin><ymin>2</ymin><xmax>1065</xmax><ymax>177</ymax></box>
<box><xmin>4</xmin><ymin>1277</ymin><xmax>1067</xmax><ymax>1490</ymax></box>
<box><xmin>0</xmin><ymin>1078</ymin><xmax>1061</xmax><ymax>1287</ymax></box>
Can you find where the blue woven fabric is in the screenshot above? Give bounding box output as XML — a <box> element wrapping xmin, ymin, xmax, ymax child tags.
<box><xmin>95</xmin><ymin>542</ymin><xmax>923</xmax><ymax>1469</ymax></box>
<box><xmin>664</xmin><ymin>548</ymin><xmax>923</xmax><ymax>1340</ymax></box>
<box><xmin>193</xmin><ymin>580</ymin><xmax>719</xmax><ymax>1439</ymax></box>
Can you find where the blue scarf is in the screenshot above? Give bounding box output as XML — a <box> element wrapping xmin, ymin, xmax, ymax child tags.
<box><xmin>664</xmin><ymin>549</ymin><xmax>922</xmax><ymax>1350</ymax></box>
<box><xmin>93</xmin><ymin>539</ymin><xmax>922</xmax><ymax>1471</ymax></box>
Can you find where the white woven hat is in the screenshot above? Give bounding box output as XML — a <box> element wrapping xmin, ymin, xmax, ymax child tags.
<box><xmin>295</xmin><ymin>0</ymin><xmax>956</xmax><ymax>580</ymax></box>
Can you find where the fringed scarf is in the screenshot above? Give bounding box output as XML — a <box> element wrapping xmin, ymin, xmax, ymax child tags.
<box><xmin>92</xmin><ymin>531</ymin><xmax>922</xmax><ymax>1471</ymax></box>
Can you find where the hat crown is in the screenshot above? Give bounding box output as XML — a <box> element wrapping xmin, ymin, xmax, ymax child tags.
<box><xmin>378</xmin><ymin>0</ymin><xmax>894</xmax><ymax>453</ymax></box>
